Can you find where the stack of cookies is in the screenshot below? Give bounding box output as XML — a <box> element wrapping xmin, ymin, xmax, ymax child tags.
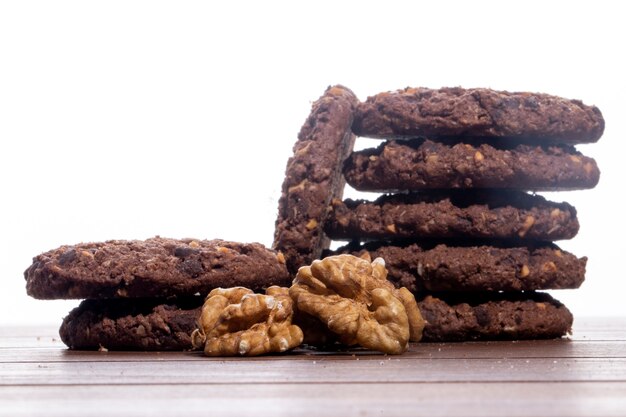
<box><xmin>24</xmin><ymin>237</ymin><xmax>290</xmax><ymax>350</ymax></box>
<box><xmin>24</xmin><ymin>85</ymin><xmax>603</xmax><ymax>350</ymax></box>
<box><xmin>275</xmin><ymin>86</ymin><xmax>603</xmax><ymax>342</ymax></box>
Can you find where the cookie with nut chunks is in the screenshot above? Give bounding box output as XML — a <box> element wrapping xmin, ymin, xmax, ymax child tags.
<box><xmin>25</xmin><ymin>237</ymin><xmax>290</xmax><ymax>299</ymax></box>
<box><xmin>353</xmin><ymin>87</ymin><xmax>604</xmax><ymax>144</ymax></box>
<box><xmin>60</xmin><ymin>297</ymin><xmax>202</xmax><ymax>350</ymax></box>
<box><xmin>418</xmin><ymin>292</ymin><xmax>573</xmax><ymax>342</ymax></box>
<box><xmin>273</xmin><ymin>85</ymin><xmax>358</xmax><ymax>273</ymax></box>
<box><xmin>326</xmin><ymin>190</ymin><xmax>580</xmax><ymax>241</ymax></box>
<box><xmin>330</xmin><ymin>240</ymin><xmax>586</xmax><ymax>293</ymax></box>
<box><xmin>343</xmin><ymin>139</ymin><xmax>600</xmax><ymax>192</ymax></box>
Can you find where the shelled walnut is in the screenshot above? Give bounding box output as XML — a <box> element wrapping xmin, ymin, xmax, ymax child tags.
<box><xmin>289</xmin><ymin>254</ymin><xmax>424</xmax><ymax>354</ymax></box>
<box><xmin>191</xmin><ymin>286</ymin><xmax>303</xmax><ymax>356</ymax></box>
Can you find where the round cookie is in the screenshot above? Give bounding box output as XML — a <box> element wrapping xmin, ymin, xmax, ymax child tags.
<box><xmin>60</xmin><ymin>297</ymin><xmax>202</xmax><ymax>350</ymax></box>
<box><xmin>59</xmin><ymin>292</ymin><xmax>572</xmax><ymax>349</ymax></box>
<box><xmin>353</xmin><ymin>86</ymin><xmax>604</xmax><ymax>144</ymax></box>
<box><xmin>417</xmin><ymin>292</ymin><xmax>573</xmax><ymax>342</ymax></box>
<box><xmin>343</xmin><ymin>139</ymin><xmax>600</xmax><ymax>191</ymax></box>
<box><xmin>331</xmin><ymin>240</ymin><xmax>586</xmax><ymax>293</ymax></box>
<box><xmin>326</xmin><ymin>190</ymin><xmax>579</xmax><ymax>241</ymax></box>
<box><xmin>25</xmin><ymin>237</ymin><xmax>290</xmax><ymax>299</ymax></box>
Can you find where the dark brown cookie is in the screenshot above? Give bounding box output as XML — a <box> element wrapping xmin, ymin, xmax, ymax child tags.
<box><xmin>59</xmin><ymin>298</ymin><xmax>202</xmax><ymax>350</ymax></box>
<box><xmin>343</xmin><ymin>139</ymin><xmax>600</xmax><ymax>191</ymax></box>
<box><xmin>25</xmin><ymin>237</ymin><xmax>290</xmax><ymax>299</ymax></box>
<box><xmin>417</xmin><ymin>292</ymin><xmax>573</xmax><ymax>342</ymax></box>
<box><xmin>326</xmin><ymin>190</ymin><xmax>579</xmax><ymax>241</ymax></box>
<box><xmin>59</xmin><ymin>292</ymin><xmax>572</xmax><ymax>348</ymax></box>
<box><xmin>331</xmin><ymin>240</ymin><xmax>586</xmax><ymax>292</ymax></box>
<box><xmin>273</xmin><ymin>85</ymin><xmax>358</xmax><ymax>273</ymax></box>
<box><xmin>353</xmin><ymin>87</ymin><xmax>604</xmax><ymax>144</ymax></box>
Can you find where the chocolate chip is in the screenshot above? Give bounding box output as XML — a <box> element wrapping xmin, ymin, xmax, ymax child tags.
<box><xmin>58</xmin><ymin>249</ymin><xmax>77</xmax><ymax>266</ymax></box>
<box><xmin>179</xmin><ymin>259</ymin><xmax>204</xmax><ymax>277</ymax></box>
<box><xmin>174</xmin><ymin>247</ymin><xmax>199</xmax><ymax>258</ymax></box>
<box><xmin>474</xmin><ymin>306</ymin><xmax>491</xmax><ymax>327</ymax></box>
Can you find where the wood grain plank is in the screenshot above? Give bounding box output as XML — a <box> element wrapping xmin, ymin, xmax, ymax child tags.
<box><xmin>1</xmin><ymin>382</ymin><xmax>625</xmax><ymax>417</ymax></box>
<box><xmin>0</xmin><ymin>335</ymin><xmax>64</xmax><ymax>349</ymax></box>
<box><xmin>2</xmin><ymin>339</ymin><xmax>626</xmax><ymax>363</ymax></box>
<box><xmin>570</xmin><ymin>317</ymin><xmax>626</xmax><ymax>340</ymax></box>
<box><xmin>2</xmin><ymin>356</ymin><xmax>626</xmax><ymax>385</ymax></box>
<box><xmin>1</xmin><ymin>320</ymin><xmax>626</xmax><ymax>417</ymax></box>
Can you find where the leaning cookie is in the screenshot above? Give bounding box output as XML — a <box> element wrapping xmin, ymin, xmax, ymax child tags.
<box><xmin>417</xmin><ymin>292</ymin><xmax>573</xmax><ymax>342</ymax></box>
<box><xmin>353</xmin><ymin>87</ymin><xmax>604</xmax><ymax>144</ymax></box>
<box><xmin>344</xmin><ymin>139</ymin><xmax>600</xmax><ymax>192</ymax></box>
<box><xmin>331</xmin><ymin>240</ymin><xmax>586</xmax><ymax>293</ymax></box>
<box><xmin>273</xmin><ymin>85</ymin><xmax>358</xmax><ymax>273</ymax></box>
<box><xmin>59</xmin><ymin>298</ymin><xmax>202</xmax><ymax>350</ymax></box>
<box><xmin>25</xmin><ymin>237</ymin><xmax>290</xmax><ymax>299</ymax></box>
<box><xmin>326</xmin><ymin>190</ymin><xmax>579</xmax><ymax>241</ymax></box>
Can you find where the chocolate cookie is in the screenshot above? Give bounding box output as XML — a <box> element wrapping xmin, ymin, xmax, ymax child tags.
<box><xmin>326</xmin><ymin>190</ymin><xmax>579</xmax><ymax>241</ymax></box>
<box><xmin>331</xmin><ymin>240</ymin><xmax>586</xmax><ymax>292</ymax></box>
<box><xmin>353</xmin><ymin>87</ymin><xmax>604</xmax><ymax>144</ymax></box>
<box><xmin>60</xmin><ymin>298</ymin><xmax>202</xmax><ymax>350</ymax></box>
<box><xmin>417</xmin><ymin>292</ymin><xmax>573</xmax><ymax>342</ymax></box>
<box><xmin>25</xmin><ymin>237</ymin><xmax>290</xmax><ymax>299</ymax></box>
<box><xmin>59</xmin><ymin>293</ymin><xmax>571</xmax><ymax>348</ymax></box>
<box><xmin>343</xmin><ymin>139</ymin><xmax>600</xmax><ymax>191</ymax></box>
<box><xmin>273</xmin><ymin>85</ymin><xmax>358</xmax><ymax>273</ymax></box>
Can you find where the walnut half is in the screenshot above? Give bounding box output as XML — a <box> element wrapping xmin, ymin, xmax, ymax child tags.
<box><xmin>191</xmin><ymin>286</ymin><xmax>303</xmax><ymax>356</ymax></box>
<box><xmin>289</xmin><ymin>254</ymin><xmax>424</xmax><ymax>354</ymax></box>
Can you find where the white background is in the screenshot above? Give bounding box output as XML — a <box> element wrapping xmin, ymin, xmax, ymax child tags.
<box><xmin>0</xmin><ymin>1</ymin><xmax>623</xmax><ymax>325</ymax></box>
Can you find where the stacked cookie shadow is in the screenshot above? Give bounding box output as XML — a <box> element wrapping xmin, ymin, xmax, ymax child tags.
<box><xmin>275</xmin><ymin>86</ymin><xmax>603</xmax><ymax>342</ymax></box>
<box><xmin>24</xmin><ymin>237</ymin><xmax>290</xmax><ymax>350</ymax></box>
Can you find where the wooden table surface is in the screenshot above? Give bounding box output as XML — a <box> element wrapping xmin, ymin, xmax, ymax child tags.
<box><xmin>1</xmin><ymin>317</ymin><xmax>625</xmax><ymax>417</ymax></box>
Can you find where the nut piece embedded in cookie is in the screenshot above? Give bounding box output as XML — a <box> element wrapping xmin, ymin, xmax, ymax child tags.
<box><xmin>289</xmin><ymin>254</ymin><xmax>424</xmax><ymax>354</ymax></box>
<box><xmin>191</xmin><ymin>286</ymin><xmax>303</xmax><ymax>356</ymax></box>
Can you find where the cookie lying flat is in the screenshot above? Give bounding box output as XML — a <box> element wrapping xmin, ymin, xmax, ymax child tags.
<box><xmin>344</xmin><ymin>139</ymin><xmax>600</xmax><ymax>192</ymax></box>
<box><xmin>326</xmin><ymin>190</ymin><xmax>579</xmax><ymax>241</ymax></box>
<box><xmin>25</xmin><ymin>237</ymin><xmax>290</xmax><ymax>299</ymax></box>
<box><xmin>60</xmin><ymin>298</ymin><xmax>202</xmax><ymax>350</ymax></box>
<box><xmin>331</xmin><ymin>241</ymin><xmax>586</xmax><ymax>292</ymax></box>
<box><xmin>353</xmin><ymin>87</ymin><xmax>604</xmax><ymax>144</ymax></box>
<box><xmin>59</xmin><ymin>293</ymin><xmax>571</xmax><ymax>349</ymax></box>
<box><xmin>274</xmin><ymin>85</ymin><xmax>358</xmax><ymax>273</ymax></box>
<box><xmin>417</xmin><ymin>292</ymin><xmax>573</xmax><ymax>342</ymax></box>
